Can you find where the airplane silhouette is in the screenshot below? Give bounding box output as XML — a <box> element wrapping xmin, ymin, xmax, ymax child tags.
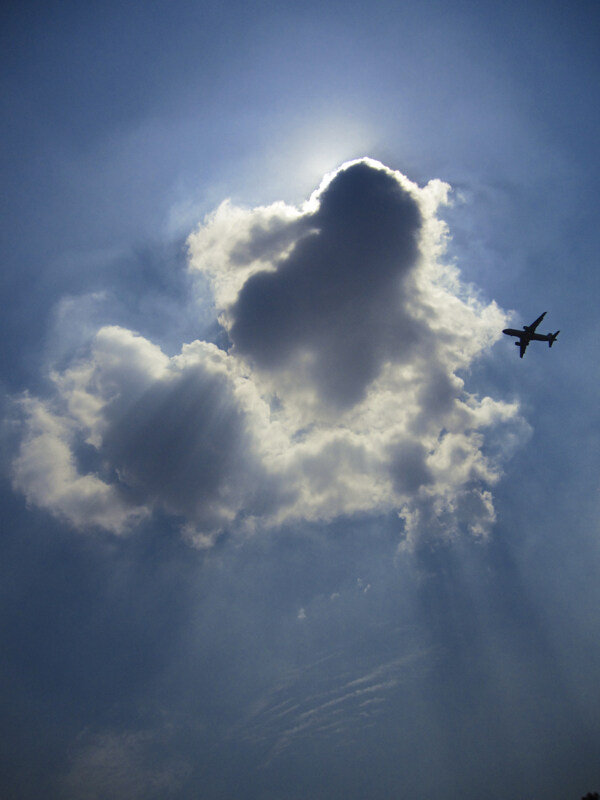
<box><xmin>503</xmin><ymin>311</ymin><xmax>560</xmax><ymax>358</ymax></box>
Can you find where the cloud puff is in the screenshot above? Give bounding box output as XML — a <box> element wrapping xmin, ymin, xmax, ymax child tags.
<box><xmin>12</xmin><ymin>326</ymin><xmax>276</xmax><ymax>546</ymax></box>
<box><xmin>11</xmin><ymin>159</ymin><xmax>524</xmax><ymax>547</ymax></box>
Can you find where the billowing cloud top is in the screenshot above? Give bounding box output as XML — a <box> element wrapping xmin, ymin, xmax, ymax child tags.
<box><xmin>11</xmin><ymin>159</ymin><xmax>524</xmax><ymax>548</ymax></box>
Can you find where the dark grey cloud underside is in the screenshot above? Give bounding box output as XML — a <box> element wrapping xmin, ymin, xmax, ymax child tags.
<box><xmin>229</xmin><ymin>163</ymin><xmax>424</xmax><ymax>407</ymax></box>
<box><xmin>98</xmin><ymin>366</ymin><xmax>262</xmax><ymax>526</ymax></box>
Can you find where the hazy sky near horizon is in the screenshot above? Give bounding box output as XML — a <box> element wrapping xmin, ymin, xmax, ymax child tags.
<box><xmin>1</xmin><ymin>2</ymin><xmax>599</xmax><ymax>798</ymax></box>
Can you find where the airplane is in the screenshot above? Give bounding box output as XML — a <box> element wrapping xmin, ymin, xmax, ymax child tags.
<box><xmin>502</xmin><ymin>311</ymin><xmax>560</xmax><ymax>358</ymax></box>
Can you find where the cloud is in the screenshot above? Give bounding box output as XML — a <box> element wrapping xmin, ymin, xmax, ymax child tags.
<box><xmin>60</xmin><ymin>728</ymin><xmax>191</xmax><ymax>800</ymax></box>
<box><xmin>226</xmin><ymin>160</ymin><xmax>423</xmax><ymax>407</ymax></box>
<box><xmin>12</xmin><ymin>326</ymin><xmax>276</xmax><ymax>546</ymax></box>
<box><xmin>234</xmin><ymin>651</ymin><xmax>428</xmax><ymax>768</ymax></box>
<box><xmin>10</xmin><ymin>158</ymin><xmax>524</xmax><ymax>547</ymax></box>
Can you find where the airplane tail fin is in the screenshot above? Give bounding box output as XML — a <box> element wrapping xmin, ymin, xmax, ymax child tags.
<box><xmin>549</xmin><ymin>331</ymin><xmax>560</xmax><ymax>347</ymax></box>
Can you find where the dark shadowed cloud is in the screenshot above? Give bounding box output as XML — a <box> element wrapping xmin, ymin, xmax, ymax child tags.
<box><xmin>229</xmin><ymin>161</ymin><xmax>423</xmax><ymax>406</ymax></box>
<box><xmin>97</xmin><ymin>345</ymin><xmax>267</xmax><ymax>536</ymax></box>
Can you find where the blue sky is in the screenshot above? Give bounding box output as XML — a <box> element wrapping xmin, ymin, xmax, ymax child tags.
<box><xmin>1</xmin><ymin>1</ymin><xmax>599</xmax><ymax>798</ymax></box>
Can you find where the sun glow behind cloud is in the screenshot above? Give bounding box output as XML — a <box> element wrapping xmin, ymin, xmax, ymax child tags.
<box><xmin>247</xmin><ymin>115</ymin><xmax>378</xmax><ymax>207</ymax></box>
<box><xmin>283</xmin><ymin>119</ymin><xmax>376</xmax><ymax>195</ymax></box>
<box><xmin>11</xmin><ymin>159</ymin><xmax>525</xmax><ymax>549</ymax></box>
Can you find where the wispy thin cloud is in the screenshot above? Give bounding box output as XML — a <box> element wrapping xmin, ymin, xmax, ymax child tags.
<box><xmin>59</xmin><ymin>728</ymin><xmax>192</xmax><ymax>800</ymax></box>
<box><xmin>240</xmin><ymin>650</ymin><xmax>430</xmax><ymax>767</ymax></box>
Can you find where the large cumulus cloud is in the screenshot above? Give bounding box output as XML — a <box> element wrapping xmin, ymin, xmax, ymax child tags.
<box><xmin>11</xmin><ymin>159</ymin><xmax>525</xmax><ymax>547</ymax></box>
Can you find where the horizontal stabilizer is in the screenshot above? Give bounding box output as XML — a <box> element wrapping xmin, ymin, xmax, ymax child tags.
<box><xmin>549</xmin><ymin>331</ymin><xmax>560</xmax><ymax>347</ymax></box>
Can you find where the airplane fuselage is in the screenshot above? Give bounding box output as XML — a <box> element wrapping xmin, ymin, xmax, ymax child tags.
<box><xmin>502</xmin><ymin>328</ymin><xmax>554</xmax><ymax>342</ymax></box>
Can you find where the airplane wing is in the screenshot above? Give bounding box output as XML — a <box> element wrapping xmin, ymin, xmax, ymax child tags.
<box><xmin>528</xmin><ymin>311</ymin><xmax>547</xmax><ymax>332</ymax></box>
<box><xmin>519</xmin><ymin>338</ymin><xmax>529</xmax><ymax>358</ymax></box>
